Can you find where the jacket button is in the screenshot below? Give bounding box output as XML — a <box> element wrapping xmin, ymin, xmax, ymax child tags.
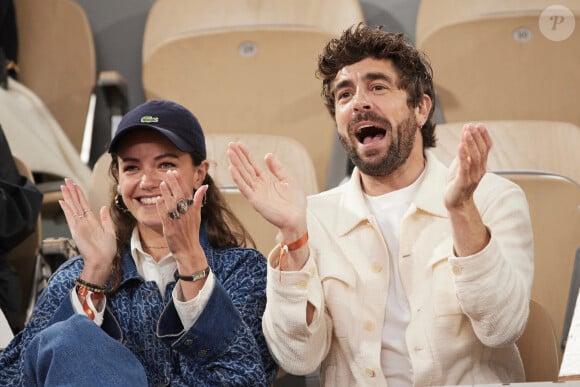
<box><xmin>365</xmin><ymin>368</ymin><xmax>376</xmax><ymax>377</ymax></box>
<box><xmin>198</xmin><ymin>348</ymin><xmax>208</xmax><ymax>357</ymax></box>
<box><xmin>184</xmin><ymin>339</ymin><xmax>194</xmax><ymax>346</ymax></box>
<box><xmin>371</xmin><ymin>262</ymin><xmax>383</xmax><ymax>273</ymax></box>
<box><xmin>363</xmin><ymin>320</ymin><xmax>375</xmax><ymax>331</ymax></box>
<box><xmin>451</xmin><ymin>264</ymin><xmax>462</xmax><ymax>276</ymax></box>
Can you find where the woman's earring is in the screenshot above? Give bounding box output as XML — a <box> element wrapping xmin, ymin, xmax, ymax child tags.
<box><xmin>115</xmin><ymin>185</ymin><xmax>129</xmax><ymax>213</ymax></box>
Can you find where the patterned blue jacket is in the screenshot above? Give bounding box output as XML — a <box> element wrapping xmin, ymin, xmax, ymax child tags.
<box><xmin>0</xmin><ymin>232</ymin><xmax>278</xmax><ymax>386</ymax></box>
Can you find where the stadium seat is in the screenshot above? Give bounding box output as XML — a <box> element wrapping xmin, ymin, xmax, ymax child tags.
<box><xmin>7</xmin><ymin>157</ymin><xmax>42</xmax><ymax>331</ymax></box>
<box><xmin>141</xmin><ymin>0</ymin><xmax>364</xmax><ymax>189</ymax></box>
<box><xmin>14</xmin><ymin>0</ymin><xmax>129</xmax><ymax>167</ymax></box>
<box><xmin>207</xmin><ymin>134</ymin><xmax>319</xmax><ymax>254</ymax></box>
<box><xmin>89</xmin><ymin>134</ymin><xmax>318</xmax><ymax>255</ymax></box>
<box><xmin>562</xmin><ymin>247</ymin><xmax>580</xmax><ymax>350</ymax></box>
<box><xmin>204</xmin><ymin>133</ymin><xmax>318</xmax><ymax>195</ymax></box>
<box><xmin>516</xmin><ymin>299</ymin><xmax>560</xmax><ymax>382</ymax></box>
<box><xmin>432</xmin><ymin>120</ymin><xmax>580</xmax><ymax>184</ymax></box>
<box><xmin>14</xmin><ymin>0</ymin><xmax>96</xmax><ymax>154</ymax></box>
<box><xmin>416</xmin><ymin>0</ymin><xmax>580</xmax><ymax>127</ymax></box>
<box><xmin>496</xmin><ymin>171</ymin><xmax>580</xmax><ymax>354</ymax></box>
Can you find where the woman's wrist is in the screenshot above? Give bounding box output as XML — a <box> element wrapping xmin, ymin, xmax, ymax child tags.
<box><xmin>174</xmin><ymin>248</ymin><xmax>209</xmax><ymax>276</ymax></box>
<box><xmin>79</xmin><ymin>266</ymin><xmax>111</xmax><ymax>287</ymax></box>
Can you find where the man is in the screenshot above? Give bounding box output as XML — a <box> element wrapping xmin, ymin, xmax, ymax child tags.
<box><xmin>227</xmin><ymin>24</ymin><xmax>533</xmax><ymax>386</ymax></box>
<box><xmin>0</xmin><ymin>125</ymin><xmax>43</xmax><ymax>333</ymax></box>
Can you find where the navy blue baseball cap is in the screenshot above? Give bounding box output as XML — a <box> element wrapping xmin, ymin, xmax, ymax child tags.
<box><xmin>108</xmin><ymin>99</ymin><xmax>206</xmax><ymax>159</ymax></box>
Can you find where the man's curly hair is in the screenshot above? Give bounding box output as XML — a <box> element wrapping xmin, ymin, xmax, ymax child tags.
<box><xmin>317</xmin><ymin>23</ymin><xmax>436</xmax><ymax>148</ymax></box>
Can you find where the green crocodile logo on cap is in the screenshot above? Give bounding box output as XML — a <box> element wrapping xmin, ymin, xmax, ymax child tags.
<box><xmin>140</xmin><ymin>116</ymin><xmax>159</xmax><ymax>123</ymax></box>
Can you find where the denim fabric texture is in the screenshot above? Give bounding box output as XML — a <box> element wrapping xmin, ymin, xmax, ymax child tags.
<box><xmin>0</xmin><ymin>228</ymin><xmax>278</xmax><ymax>386</ymax></box>
<box><xmin>23</xmin><ymin>314</ymin><xmax>148</xmax><ymax>386</ymax></box>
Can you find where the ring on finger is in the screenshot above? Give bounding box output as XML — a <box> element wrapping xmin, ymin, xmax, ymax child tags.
<box><xmin>74</xmin><ymin>208</ymin><xmax>90</xmax><ymax>218</ymax></box>
<box><xmin>176</xmin><ymin>198</ymin><xmax>189</xmax><ymax>214</ymax></box>
<box><xmin>168</xmin><ymin>210</ymin><xmax>180</xmax><ymax>220</ymax></box>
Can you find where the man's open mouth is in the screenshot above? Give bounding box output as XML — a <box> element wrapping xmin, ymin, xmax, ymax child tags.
<box><xmin>355</xmin><ymin>125</ymin><xmax>387</xmax><ymax>144</ymax></box>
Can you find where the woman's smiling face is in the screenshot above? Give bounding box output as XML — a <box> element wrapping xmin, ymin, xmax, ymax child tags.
<box><xmin>115</xmin><ymin>129</ymin><xmax>201</xmax><ymax>231</ymax></box>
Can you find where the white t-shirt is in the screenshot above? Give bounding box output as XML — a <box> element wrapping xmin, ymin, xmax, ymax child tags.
<box><xmin>364</xmin><ymin>170</ymin><xmax>425</xmax><ymax>387</ymax></box>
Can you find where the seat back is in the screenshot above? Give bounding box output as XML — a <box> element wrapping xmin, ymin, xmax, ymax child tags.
<box><xmin>207</xmin><ymin>134</ymin><xmax>318</xmax><ymax>254</ymax></box>
<box><xmin>432</xmin><ymin>120</ymin><xmax>580</xmax><ymax>184</ymax></box>
<box><xmin>517</xmin><ymin>299</ymin><xmax>560</xmax><ymax>382</ymax></box>
<box><xmin>6</xmin><ymin>157</ymin><xmax>42</xmax><ymax>331</ymax></box>
<box><xmin>14</xmin><ymin>0</ymin><xmax>97</xmax><ymax>153</ymax></box>
<box><xmin>88</xmin><ymin>134</ymin><xmax>318</xmax><ymax>255</ymax></box>
<box><xmin>205</xmin><ymin>133</ymin><xmax>318</xmax><ymax>194</ymax></box>
<box><xmin>416</xmin><ymin>0</ymin><xmax>580</xmax><ymax>127</ymax></box>
<box><xmin>142</xmin><ymin>0</ymin><xmax>364</xmax><ymax>189</ymax></box>
<box><xmin>497</xmin><ymin>172</ymin><xmax>580</xmax><ymax>351</ymax></box>
<box><xmin>88</xmin><ymin>152</ymin><xmax>114</xmax><ymax>215</ymax></box>
<box><xmin>562</xmin><ymin>247</ymin><xmax>580</xmax><ymax>349</ymax></box>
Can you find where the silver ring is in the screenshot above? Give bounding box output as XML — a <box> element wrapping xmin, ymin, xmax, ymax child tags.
<box><xmin>186</xmin><ymin>198</ymin><xmax>194</xmax><ymax>206</ymax></box>
<box><xmin>176</xmin><ymin>198</ymin><xmax>189</xmax><ymax>214</ymax></box>
<box><xmin>168</xmin><ymin>210</ymin><xmax>180</xmax><ymax>220</ymax></box>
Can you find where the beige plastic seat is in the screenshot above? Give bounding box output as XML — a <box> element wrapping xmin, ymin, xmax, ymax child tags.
<box><xmin>416</xmin><ymin>0</ymin><xmax>580</xmax><ymax>127</ymax></box>
<box><xmin>87</xmin><ymin>152</ymin><xmax>114</xmax><ymax>215</ymax></box>
<box><xmin>142</xmin><ymin>0</ymin><xmax>364</xmax><ymax>189</ymax></box>
<box><xmin>517</xmin><ymin>299</ymin><xmax>560</xmax><ymax>382</ymax></box>
<box><xmin>495</xmin><ymin>172</ymin><xmax>580</xmax><ymax>355</ymax></box>
<box><xmin>432</xmin><ymin>120</ymin><xmax>580</xmax><ymax>184</ymax></box>
<box><xmin>7</xmin><ymin>157</ymin><xmax>42</xmax><ymax>331</ymax></box>
<box><xmin>13</xmin><ymin>0</ymin><xmax>128</xmax><ymax>219</ymax></box>
<box><xmin>15</xmin><ymin>0</ymin><xmax>96</xmax><ymax>154</ymax></box>
<box><xmin>207</xmin><ymin>134</ymin><xmax>319</xmax><ymax>254</ymax></box>
<box><xmin>89</xmin><ymin>134</ymin><xmax>318</xmax><ymax>255</ymax></box>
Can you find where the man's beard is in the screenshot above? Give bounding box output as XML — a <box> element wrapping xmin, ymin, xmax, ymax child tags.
<box><xmin>339</xmin><ymin>112</ymin><xmax>418</xmax><ymax>177</ymax></box>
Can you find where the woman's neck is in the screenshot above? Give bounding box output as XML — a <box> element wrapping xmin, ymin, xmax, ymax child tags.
<box><xmin>137</xmin><ymin>225</ymin><xmax>169</xmax><ymax>261</ymax></box>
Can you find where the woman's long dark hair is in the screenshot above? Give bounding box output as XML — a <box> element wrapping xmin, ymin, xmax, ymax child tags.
<box><xmin>107</xmin><ymin>151</ymin><xmax>255</xmax><ymax>292</ymax></box>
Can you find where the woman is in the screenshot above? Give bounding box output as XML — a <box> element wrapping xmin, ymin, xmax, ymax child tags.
<box><xmin>0</xmin><ymin>100</ymin><xmax>278</xmax><ymax>386</ymax></box>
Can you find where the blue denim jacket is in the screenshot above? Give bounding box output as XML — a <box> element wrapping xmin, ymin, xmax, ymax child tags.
<box><xmin>0</xmin><ymin>231</ymin><xmax>278</xmax><ymax>386</ymax></box>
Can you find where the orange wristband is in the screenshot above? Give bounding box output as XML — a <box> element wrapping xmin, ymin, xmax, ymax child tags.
<box><xmin>77</xmin><ymin>286</ymin><xmax>103</xmax><ymax>320</ymax></box>
<box><xmin>279</xmin><ymin>232</ymin><xmax>309</xmax><ymax>281</ymax></box>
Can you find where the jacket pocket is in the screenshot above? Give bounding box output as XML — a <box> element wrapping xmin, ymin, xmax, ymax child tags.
<box><xmin>430</xmin><ymin>238</ymin><xmax>462</xmax><ymax>316</ymax></box>
<box><xmin>321</xmin><ymin>264</ymin><xmax>357</xmax><ymax>339</ymax></box>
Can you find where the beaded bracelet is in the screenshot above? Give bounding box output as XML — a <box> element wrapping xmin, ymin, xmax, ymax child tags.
<box><xmin>75</xmin><ymin>277</ymin><xmax>106</xmax><ymax>293</ymax></box>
